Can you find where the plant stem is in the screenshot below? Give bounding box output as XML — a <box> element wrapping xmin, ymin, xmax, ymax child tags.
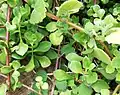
<box><xmin>46</xmin><ymin>12</ymin><xmax>84</xmax><ymax>31</ymax></box>
<box><xmin>0</xmin><ymin>26</ymin><xmax>5</xmax><ymax>28</ymax></box>
<box><xmin>50</xmin><ymin>45</ymin><xmax>61</xmax><ymax>95</ymax></box>
<box><xmin>22</xmin><ymin>84</ymin><xmax>42</xmax><ymax>95</ymax></box>
<box><xmin>6</xmin><ymin>5</ymin><xmax>11</xmax><ymax>88</ymax></box>
<box><xmin>46</xmin><ymin>12</ymin><xmax>113</xmax><ymax>59</ymax></box>
<box><xmin>94</xmin><ymin>0</ymin><xmax>97</xmax><ymax>4</ymax></box>
<box><xmin>112</xmin><ymin>84</ymin><xmax>120</xmax><ymax>95</ymax></box>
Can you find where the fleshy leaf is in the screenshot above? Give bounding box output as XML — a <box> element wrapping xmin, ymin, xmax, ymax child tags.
<box><xmin>86</xmin><ymin>72</ymin><xmax>98</xmax><ymax>84</ymax></box>
<box><xmin>46</xmin><ymin>22</ymin><xmax>57</xmax><ymax>32</ymax></box>
<box><xmin>16</xmin><ymin>42</ymin><xmax>28</xmax><ymax>56</ymax></box>
<box><xmin>54</xmin><ymin>69</ymin><xmax>72</xmax><ymax>81</ymax></box>
<box><xmin>30</xmin><ymin>0</ymin><xmax>46</xmax><ymax>24</ymax></box>
<box><xmin>66</xmin><ymin>53</ymin><xmax>83</xmax><ymax>62</ymax></box>
<box><xmin>34</xmin><ymin>41</ymin><xmax>51</xmax><ymax>52</ymax></box>
<box><xmin>25</xmin><ymin>56</ymin><xmax>35</xmax><ymax>72</ymax></box>
<box><xmin>1</xmin><ymin>66</ymin><xmax>13</xmax><ymax>74</ymax></box>
<box><xmin>92</xmin><ymin>48</ymin><xmax>111</xmax><ymax>64</ymax></box>
<box><xmin>69</xmin><ymin>61</ymin><xmax>82</xmax><ymax>73</ymax></box>
<box><xmin>49</xmin><ymin>31</ymin><xmax>63</xmax><ymax>45</ymax></box>
<box><xmin>0</xmin><ymin>84</ymin><xmax>7</xmax><ymax>95</ymax></box>
<box><xmin>39</xmin><ymin>56</ymin><xmax>51</xmax><ymax>68</ymax></box>
<box><xmin>92</xmin><ymin>80</ymin><xmax>109</xmax><ymax>92</ymax></box>
<box><xmin>57</xmin><ymin>0</ymin><xmax>83</xmax><ymax>16</ymax></box>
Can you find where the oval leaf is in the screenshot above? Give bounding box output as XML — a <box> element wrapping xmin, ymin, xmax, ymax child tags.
<box><xmin>30</xmin><ymin>0</ymin><xmax>46</xmax><ymax>24</ymax></box>
<box><xmin>39</xmin><ymin>56</ymin><xmax>51</xmax><ymax>68</ymax></box>
<box><xmin>92</xmin><ymin>80</ymin><xmax>109</xmax><ymax>92</ymax></box>
<box><xmin>57</xmin><ymin>0</ymin><xmax>83</xmax><ymax>16</ymax></box>
<box><xmin>16</xmin><ymin>42</ymin><xmax>28</xmax><ymax>56</ymax></box>
<box><xmin>92</xmin><ymin>48</ymin><xmax>111</xmax><ymax>64</ymax></box>
<box><xmin>69</xmin><ymin>61</ymin><xmax>82</xmax><ymax>73</ymax></box>
<box><xmin>49</xmin><ymin>31</ymin><xmax>63</xmax><ymax>45</ymax></box>
<box><xmin>54</xmin><ymin>69</ymin><xmax>72</xmax><ymax>81</ymax></box>
<box><xmin>46</xmin><ymin>22</ymin><xmax>57</xmax><ymax>32</ymax></box>
<box><xmin>34</xmin><ymin>41</ymin><xmax>51</xmax><ymax>52</ymax></box>
<box><xmin>66</xmin><ymin>53</ymin><xmax>83</xmax><ymax>62</ymax></box>
<box><xmin>25</xmin><ymin>56</ymin><xmax>35</xmax><ymax>72</ymax></box>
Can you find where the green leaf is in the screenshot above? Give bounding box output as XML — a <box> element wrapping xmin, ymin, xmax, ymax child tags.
<box><xmin>97</xmin><ymin>68</ymin><xmax>116</xmax><ymax>80</ymax></box>
<box><xmin>45</xmin><ymin>49</ymin><xmax>58</xmax><ymax>60</ymax></box>
<box><xmin>100</xmin><ymin>89</ymin><xmax>110</xmax><ymax>95</ymax></box>
<box><xmin>104</xmin><ymin>15</ymin><xmax>117</xmax><ymax>24</ymax></box>
<box><xmin>39</xmin><ymin>56</ymin><xmax>51</xmax><ymax>68</ymax></box>
<box><xmin>24</xmin><ymin>31</ymin><xmax>38</xmax><ymax>45</ymax></box>
<box><xmin>56</xmin><ymin>80</ymin><xmax>67</xmax><ymax>91</ymax></box>
<box><xmin>61</xmin><ymin>44</ymin><xmax>75</xmax><ymax>55</ymax></box>
<box><xmin>69</xmin><ymin>61</ymin><xmax>82</xmax><ymax>73</ymax></box>
<box><xmin>86</xmin><ymin>72</ymin><xmax>98</xmax><ymax>84</ymax></box>
<box><xmin>83</xmin><ymin>56</ymin><xmax>92</xmax><ymax>69</ymax></box>
<box><xmin>101</xmin><ymin>0</ymin><xmax>109</xmax><ymax>4</ymax></box>
<box><xmin>105</xmin><ymin>28</ymin><xmax>120</xmax><ymax>44</ymax></box>
<box><xmin>116</xmin><ymin>73</ymin><xmax>120</xmax><ymax>81</ymax></box>
<box><xmin>53</xmin><ymin>69</ymin><xmax>72</xmax><ymax>81</ymax></box>
<box><xmin>93</xmin><ymin>5</ymin><xmax>100</xmax><ymax>13</ymax></box>
<box><xmin>35</xmin><ymin>76</ymin><xmax>43</xmax><ymax>82</ymax></box>
<box><xmin>30</xmin><ymin>0</ymin><xmax>46</xmax><ymax>24</ymax></box>
<box><xmin>36</xmin><ymin>70</ymin><xmax>47</xmax><ymax>82</ymax></box>
<box><xmin>57</xmin><ymin>0</ymin><xmax>83</xmax><ymax>16</ymax></box>
<box><xmin>92</xmin><ymin>48</ymin><xmax>111</xmax><ymax>64</ymax></box>
<box><xmin>92</xmin><ymin>80</ymin><xmax>109</xmax><ymax>92</ymax></box>
<box><xmin>16</xmin><ymin>42</ymin><xmax>28</xmax><ymax>56</ymax></box>
<box><xmin>73</xmin><ymin>32</ymin><xmax>89</xmax><ymax>46</ymax></box>
<box><xmin>34</xmin><ymin>41</ymin><xmax>51</xmax><ymax>52</ymax></box>
<box><xmin>46</xmin><ymin>22</ymin><xmax>57</xmax><ymax>32</ymax></box>
<box><xmin>106</xmin><ymin>64</ymin><xmax>115</xmax><ymax>74</ymax></box>
<box><xmin>12</xmin><ymin>70</ymin><xmax>20</xmax><ymax>90</ymax></box>
<box><xmin>112</xmin><ymin>57</ymin><xmax>120</xmax><ymax>68</ymax></box>
<box><xmin>77</xmin><ymin>83</ymin><xmax>93</xmax><ymax>95</ymax></box>
<box><xmin>1</xmin><ymin>66</ymin><xmax>13</xmax><ymax>74</ymax></box>
<box><xmin>66</xmin><ymin>53</ymin><xmax>83</xmax><ymax>62</ymax></box>
<box><xmin>11</xmin><ymin>60</ymin><xmax>21</xmax><ymax>70</ymax></box>
<box><xmin>97</xmin><ymin>9</ymin><xmax>105</xmax><ymax>19</ymax></box>
<box><xmin>85</xmin><ymin>22</ymin><xmax>94</xmax><ymax>32</ymax></box>
<box><xmin>49</xmin><ymin>31</ymin><xmax>63</xmax><ymax>46</ymax></box>
<box><xmin>0</xmin><ymin>0</ymin><xmax>6</xmax><ymax>4</ymax></box>
<box><xmin>0</xmin><ymin>49</ymin><xmax>6</xmax><ymax>64</ymax></box>
<box><xmin>7</xmin><ymin>0</ymin><xmax>18</xmax><ymax>7</ymax></box>
<box><xmin>0</xmin><ymin>84</ymin><xmax>7</xmax><ymax>95</ymax></box>
<box><xmin>25</xmin><ymin>56</ymin><xmax>35</xmax><ymax>72</ymax></box>
<box><xmin>42</xmin><ymin>82</ymin><xmax>49</xmax><ymax>90</ymax></box>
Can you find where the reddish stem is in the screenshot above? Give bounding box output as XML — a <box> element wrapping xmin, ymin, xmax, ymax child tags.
<box><xmin>6</xmin><ymin>6</ymin><xmax>11</xmax><ymax>88</ymax></box>
<box><xmin>94</xmin><ymin>0</ymin><xmax>96</xmax><ymax>4</ymax></box>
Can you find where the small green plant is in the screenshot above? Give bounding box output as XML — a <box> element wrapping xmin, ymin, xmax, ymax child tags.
<box><xmin>0</xmin><ymin>0</ymin><xmax>120</xmax><ymax>95</ymax></box>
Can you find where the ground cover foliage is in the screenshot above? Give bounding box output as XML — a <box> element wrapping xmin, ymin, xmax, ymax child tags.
<box><xmin>0</xmin><ymin>0</ymin><xmax>120</xmax><ymax>95</ymax></box>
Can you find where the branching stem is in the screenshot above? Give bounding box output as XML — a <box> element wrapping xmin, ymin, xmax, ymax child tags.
<box><xmin>46</xmin><ymin>12</ymin><xmax>113</xmax><ymax>59</ymax></box>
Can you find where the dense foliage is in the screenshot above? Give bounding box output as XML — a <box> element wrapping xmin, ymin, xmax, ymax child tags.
<box><xmin>0</xmin><ymin>0</ymin><xmax>120</xmax><ymax>95</ymax></box>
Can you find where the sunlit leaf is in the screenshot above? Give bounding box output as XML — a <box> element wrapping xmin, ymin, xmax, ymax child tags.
<box><xmin>39</xmin><ymin>56</ymin><xmax>51</xmax><ymax>68</ymax></box>
<box><xmin>30</xmin><ymin>0</ymin><xmax>46</xmax><ymax>24</ymax></box>
<box><xmin>49</xmin><ymin>31</ymin><xmax>63</xmax><ymax>45</ymax></box>
<box><xmin>69</xmin><ymin>61</ymin><xmax>82</xmax><ymax>73</ymax></box>
<box><xmin>66</xmin><ymin>53</ymin><xmax>83</xmax><ymax>62</ymax></box>
<box><xmin>16</xmin><ymin>42</ymin><xmax>28</xmax><ymax>56</ymax></box>
<box><xmin>57</xmin><ymin>0</ymin><xmax>83</xmax><ymax>16</ymax></box>
<box><xmin>54</xmin><ymin>69</ymin><xmax>72</xmax><ymax>81</ymax></box>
